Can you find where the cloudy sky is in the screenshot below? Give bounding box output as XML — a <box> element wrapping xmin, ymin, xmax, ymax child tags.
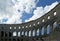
<box><xmin>0</xmin><ymin>0</ymin><xmax>60</xmax><ymax>24</ymax></box>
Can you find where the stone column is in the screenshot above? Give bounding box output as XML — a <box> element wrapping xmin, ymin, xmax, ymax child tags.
<box><xmin>50</xmin><ymin>23</ymin><xmax>53</xmax><ymax>33</ymax></box>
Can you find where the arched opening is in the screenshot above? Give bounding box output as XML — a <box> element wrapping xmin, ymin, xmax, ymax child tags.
<box><xmin>46</xmin><ymin>25</ymin><xmax>50</xmax><ymax>34</ymax></box>
<box><xmin>21</xmin><ymin>31</ymin><xmax>24</xmax><ymax>36</ymax></box>
<box><xmin>10</xmin><ymin>27</ymin><xmax>12</xmax><ymax>29</ymax></box>
<box><xmin>29</xmin><ymin>25</ymin><xmax>31</xmax><ymax>27</ymax></box>
<box><xmin>9</xmin><ymin>32</ymin><xmax>12</xmax><ymax>37</ymax></box>
<box><xmin>25</xmin><ymin>31</ymin><xmax>27</xmax><ymax>36</ymax></box>
<box><xmin>47</xmin><ymin>16</ymin><xmax>50</xmax><ymax>19</ymax></box>
<box><xmin>32</xmin><ymin>30</ymin><xmax>35</xmax><ymax>36</ymax></box>
<box><xmin>5</xmin><ymin>32</ymin><xmax>8</xmax><ymax>37</ymax></box>
<box><xmin>37</xmin><ymin>22</ymin><xmax>40</xmax><ymax>24</ymax></box>
<box><xmin>18</xmin><ymin>32</ymin><xmax>20</xmax><ymax>37</ymax></box>
<box><xmin>29</xmin><ymin>31</ymin><xmax>31</xmax><ymax>37</ymax></box>
<box><xmin>22</xmin><ymin>26</ymin><xmax>24</xmax><ymax>28</ymax></box>
<box><xmin>42</xmin><ymin>19</ymin><xmax>44</xmax><ymax>22</ymax></box>
<box><xmin>26</xmin><ymin>26</ymin><xmax>28</xmax><ymax>28</ymax></box>
<box><xmin>41</xmin><ymin>26</ymin><xmax>44</xmax><ymax>35</ymax></box>
<box><xmin>1</xmin><ymin>31</ymin><xmax>4</xmax><ymax>37</ymax></box>
<box><xmin>53</xmin><ymin>22</ymin><xmax>57</xmax><ymax>30</ymax></box>
<box><xmin>54</xmin><ymin>12</ymin><xmax>56</xmax><ymax>16</ymax></box>
<box><xmin>14</xmin><ymin>27</ymin><xmax>16</xmax><ymax>29</ymax></box>
<box><xmin>19</xmin><ymin>26</ymin><xmax>20</xmax><ymax>29</ymax></box>
<box><xmin>36</xmin><ymin>29</ymin><xmax>40</xmax><ymax>36</ymax></box>
<box><xmin>13</xmin><ymin>31</ymin><xmax>17</xmax><ymax>37</ymax></box>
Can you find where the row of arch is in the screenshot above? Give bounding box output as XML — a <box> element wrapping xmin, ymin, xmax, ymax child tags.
<box><xmin>0</xmin><ymin>22</ymin><xmax>57</xmax><ymax>37</ymax></box>
<box><xmin>13</xmin><ymin>22</ymin><xmax>57</xmax><ymax>37</ymax></box>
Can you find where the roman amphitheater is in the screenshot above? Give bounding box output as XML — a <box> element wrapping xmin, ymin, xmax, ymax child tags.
<box><xmin>0</xmin><ymin>3</ymin><xmax>60</xmax><ymax>41</ymax></box>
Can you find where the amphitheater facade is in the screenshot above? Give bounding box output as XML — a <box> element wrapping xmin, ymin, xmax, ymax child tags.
<box><xmin>0</xmin><ymin>3</ymin><xmax>60</xmax><ymax>41</ymax></box>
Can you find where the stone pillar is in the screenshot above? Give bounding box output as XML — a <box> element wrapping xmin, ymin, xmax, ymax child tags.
<box><xmin>38</xmin><ymin>25</ymin><xmax>42</xmax><ymax>37</ymax></box>
<box><xmin>35</xmin><ymin>28</ymin><xmax>37</xmax><ymax>37</ymax></box>
<box><xmin>31</xmin><ymin>28</ymin><xmax>32</xmax><ymax>37</ymax></box>
<box><xmin>11</xmin><ymin>30</ymin><xmax>13</xmax><ymax>41</ymax></box>
<box><xmin>50</xmin><ymin>23</ymin><xmax>53</xmax><ymax>33</ymax></box>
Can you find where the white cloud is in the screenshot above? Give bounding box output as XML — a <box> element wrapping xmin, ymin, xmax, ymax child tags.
<box><xmin>25</xmin><ymin>7</ymin><xmax>44</xmax><ymax>22</ymax></box>
<box><xmin>0</xmin><ymin>0</ymin><xmax>59</xmax><ymax>24</ymax></box>
<box><xmin>0</xmin><ymin>0</ymin><xmax>38</xmax><ymax>24</ymax></box>
<box><xmin>25</xmin><ymin>1</ymin><xmax>59</xmax><ymax>22</ymax></box>
<box><xmin>13</xmin><ymin>0</ymin><xmax>39</xmax><ymax>13</ymax></box>
<box><xmin>44</xmin><ymin>1</ymin><xmax>59</xmax><ymax>13</ymax></box>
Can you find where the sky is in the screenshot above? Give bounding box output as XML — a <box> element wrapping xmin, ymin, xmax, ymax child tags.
<box><xmin>0</xmin><ymin>0</ymin><xmax>60</xmax><ymax>24</ymax></box>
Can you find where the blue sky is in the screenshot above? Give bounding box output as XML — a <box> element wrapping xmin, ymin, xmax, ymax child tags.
<box><xmin>0</xmin><ymin>0</ymin><xmax>60</xmax><ymax>24</ymax></box>
<box><xmin>37</xmin><ymin>0</ymin><xmax>60</xmax><ymax>7</ymax></box>
<box><xmin>21</xmin><ymin>0</ymin><xmax>60</xmax><ymax>23</ymax></box>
